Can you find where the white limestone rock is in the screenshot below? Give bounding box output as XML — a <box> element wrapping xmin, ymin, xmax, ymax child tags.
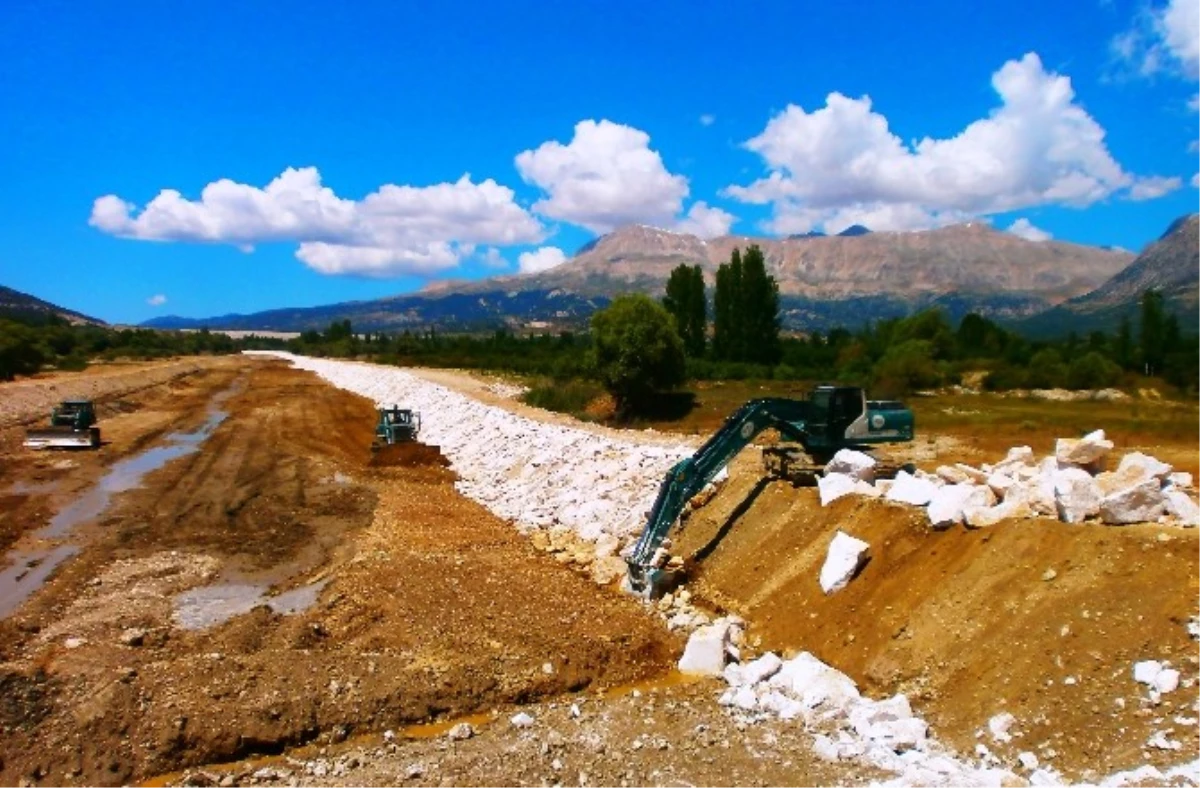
<box><xmin>927</xmin><ymin>484</ymin><xmax>995</xmax><ymax>529</ymax></box>
<box><xmin>1055</xmin><ymin>429</ymin><xmax>1113</xmax><ymax>468</ymax></box>
<box><xmin>936</xmin><ymin>465</ymin><xmax>970</xmax><ymax>484</ymax></box>
<box><xmin>885</xmin><ymin>471</ymin><xmax>939</xmax><ymax>506</ymax></box>
<box><xmin>510</xmin><ymin>712</ymin><xmax>535</xmax><ymax>728</ymax></box>
<box><xmin>820</xmin><ymin>531</ymin><xmax>870</xmax><ymax>594</ymax></box>
<box><xmin>825</xmin><ymin>449</ymin><xmax>877</xmax><ymax>482</ymax></box>
<box><xmin>964</xmin><ymin>499</ymin><xmax>1031</xmax><ymax>528</ymax></box>
<box><xmin>1005</xmin><ymin>478</ymin><xmax>1057</xmax><ymax>516</ymax></box>
<box><xmin>1099</xmin><ymin>478</ymin><xmax>1165</xmax><ymax>525</ymax></box>
<box><xmin>1165</xmin><ymin>471</ymin><xmax>1194</xmax><ymax>490</ymax></box>
<box><xmin>1116</xmin><ymin>451</ymin><xmax>1173</xmax><ymax>483</ymax></box>
<box><xmin>769</xmin><ymin>651</ymin><xmax>862</xmax><ymax>716</ymax></box>
<box><xmin>954</xmin><ymin>464</ymin><xmax>990</xmax><ymax>484</ymax></box>
<box><xmin>818</xmin><ymin>473</ymin><xmax>858</xmax><ymax>506</ymax></box>
<box><xmin>988</xmin><ymin>712</ymin><xmax>1017</xmax><ymax>743</ymax></box>
<box><xmin>1053</xmin><ymin>467</ymin><xmax>1101</xmax><ymax>523</ymax></box>
<box><xmin>986</xmin><ymin>472</ymin><xmax>1015</xmax><ymax>499</ymax></box>
<box><xmin>737</xmin><ymin>652</ymin><xmax>783</xmax><ymax>687</ymax></box>
<box><xmin>1164</xmin><ymin>490</ymin><xmax>1200</xmax><ymax>527</ymax></box>
<box><xmin>678</xmin><ymin>621</ymin><xmax>734</xmax><ymax>676</ymax></box>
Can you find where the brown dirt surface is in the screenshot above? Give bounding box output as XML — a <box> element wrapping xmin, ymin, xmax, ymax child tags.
<box><xmin>0</xmin><ymin>359</ymin><xmax>679</xmax><ymax>786</ymax></box>
<box><xmin>671</xmin><ymin>451</ymin><xmax>1200</xmax><ymax>783</ymax></box>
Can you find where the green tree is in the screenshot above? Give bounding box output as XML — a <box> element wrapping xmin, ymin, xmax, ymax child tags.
<box><xmin>738</xmin><ymin>245</ymin><xmax>782</xmax><ymax>365</ymax></box>
<box><xmin>1115</xmin><ymin>314</ymin><xmax>1135</xmax><ymax>370</ymax></box>
<box><xmin>1139</xmin><ymin>289</ymin><xmax>1165</xmax><ymax>375</ymax></box>
<box><xmin>589</xmin><ymin>294</ymin><xmax>685</xmax><ymax>417</ymax></box>
<box><xmin>872</xmin><ymin>339</ymin><xmax>941</xmax><ymax>397</ymax></box>
<box><xmin>0</xmin><ymin>320</ymin><xmax>48</xmax><ymax>380</ymax></box>
<box><xmin>713</xmin><ymin>248</ymin><xmax>742</xmax><ymax>360</ymax></box>
<box><xmin>1026</xmin><ymin>348</ymin><xmax>1067</xmax><ymax>389</ymax></box>
<box><xmin>663</xmin><ymin>263</ymin><xmax>707</xmax><ymax>357</ymax></box>
<box><xmin>1066</xmin><ymin>351</ymin><xmax>1121</xmax><ymax>390</ymax></box>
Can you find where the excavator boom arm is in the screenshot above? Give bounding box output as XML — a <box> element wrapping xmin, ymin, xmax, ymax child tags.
<box><xmin>625</xmin><ymin>398</ymin><xmax>810</xmax><ymax>593</ymax></box>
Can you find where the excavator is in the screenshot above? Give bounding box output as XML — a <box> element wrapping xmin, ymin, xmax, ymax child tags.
<box><xmin>624</xmin><ymin>385</ymin><xmax>914</xmax><ymax>596</ymax></box>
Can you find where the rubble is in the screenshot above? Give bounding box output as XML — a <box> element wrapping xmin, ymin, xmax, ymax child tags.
<box><xmin>1099</xmin><ymin>479</ymin><xmax>1165</xmax><ymax>525</ymax></box>
<box><xmin>819</xmin><ymin>531</ymin><xmax>870</xmax><ymax>594</ymax></box>
<box><xmin>678</xmin><ymin>619</ymin><xmax>741</xmax><ymax>676</ymax></box>
<box><xmin>1053</xmin><ymin>468</ymin><xmax>1101</xmax><ymax>524</ymax></box>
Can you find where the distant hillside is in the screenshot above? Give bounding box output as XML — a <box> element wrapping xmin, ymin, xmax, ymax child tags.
<box><xmin>1014</xmin><ymin>214</ymin><xmax>1199</xmax><ymax>337</ymax></box>
<box><xmin>145</xmin><ymin>221</ymin><xmax>1133</xmax><ymax>333</ymax></box>
<box><xmin>0</xmin><ymin>285</ymin><xmax>104</xmax><ymax>325</ymax></box>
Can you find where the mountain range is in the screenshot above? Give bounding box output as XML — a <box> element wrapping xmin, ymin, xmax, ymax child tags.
<box><xmin>0</xmin><ymin>285</ymin><xmax>104</xmax><ymax>326</ymax></box>
<box><xmin>1016</xmin><ymin>214</ymin><xmax>1199</xmax><ymax>337</ymax></box>
<box><xmin>142</xmin><ymin>220</ymin><xmax>1145</xmax><ymax>334</ymax></box>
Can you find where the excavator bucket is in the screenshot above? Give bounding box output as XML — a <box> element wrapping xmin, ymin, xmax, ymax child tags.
<box><xmin>23</xmin><ymin>426</ymin><xmax>100</xmax><ymax>450</ymax></box>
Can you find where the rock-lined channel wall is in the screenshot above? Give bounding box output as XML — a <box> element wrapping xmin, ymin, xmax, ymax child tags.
<box><xmin>253</xmin><ymin>353</ymin><xmax>693</xmax><ymax>541</ymax></box>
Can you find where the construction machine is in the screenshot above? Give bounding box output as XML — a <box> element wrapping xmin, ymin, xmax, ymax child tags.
<box><xmin>624</xmin><ymin>385</ymin><xmax>914</xmax><ymax>596</ymax></box>
<box><xmin>23</xmin><ymin>400</ymin><xmax>101</xmax><ymax>449</ymax></box>
<box><xmin>372</xmin><ymin>406</ymin><xmax>420</xmax><ymax>450</ymax></box>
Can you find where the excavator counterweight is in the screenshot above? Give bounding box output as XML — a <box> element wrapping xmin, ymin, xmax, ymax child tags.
<box><xmin>624</xmin><ymin>386</ymin><xmax>913</xmax><ymax>596</ymax></box>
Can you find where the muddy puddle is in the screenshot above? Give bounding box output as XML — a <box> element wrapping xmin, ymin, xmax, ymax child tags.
<box><xmin>173</xmin><ymin>578</ymin><xmax>328</xmax><ymax>630</ymax></box>
<box><xmin>0</xmin><ymin>391</ymin><xmax>236</xmax><ymax>620</ymax></box>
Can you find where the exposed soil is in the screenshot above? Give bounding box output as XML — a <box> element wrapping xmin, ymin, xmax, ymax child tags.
<box><xmin>672</xmin><ymin>450</ymin><xmax>1200</xmax><ymax>783</ymax></box>
<box><xmin>0</xmin><ymin>360</ymin><xmax>678</xmax><ymax>786</ymax></box>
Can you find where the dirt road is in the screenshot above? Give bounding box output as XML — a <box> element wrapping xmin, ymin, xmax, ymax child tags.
<box><xmin>0</xmin><ymin>359</ymin><xmax>678</xmax><ymax>786</ymax></box>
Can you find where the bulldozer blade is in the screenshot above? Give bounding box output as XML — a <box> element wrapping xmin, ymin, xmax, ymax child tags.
<box><xmin>24</xmin><ymin>427</ymin><xmax>99</xmax><ymax>450</ymax></box>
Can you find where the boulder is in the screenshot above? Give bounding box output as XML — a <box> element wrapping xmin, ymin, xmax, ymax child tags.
<box><xmin>997</xmin><ymin>445</ymin><xmax>1035</xmax><ymax>468</ymax></box>
<box><xmin>825</xmin><ymin>449</ymin><xmax>876</xmax><ymax>482</ymax></box>
<box><xmin>770</xmin><ymin>652</ymin><xmax>861</xmax><ymax>715</ymax></box>
<box><xmin>964</xmin><ymin>500</ymin><xmax>1030</xmax><ymax>528</ymax></box>
<box><xmin>927</xmin><ymin>484</ymin><xmax>995</xmax><ymax>529</ymax></box>
<box><xmin>885</xmin><ymin>471</ymin><xmax>939</xmax><ymax>506</ymax></box>
<box><xmin>1053</xmin><ymin>468</ymin><xmax>1101</xmax><ymax>523</ymax></box>
<box><xmin>678</xmin><ymin>621</ymin><xmax>734</xmax><ymax>676</ymax></box>
<box><xmin>853</xmin><ymin>480</ymin><xmax>882</xmax><ymax>498</ymax></box>
<box><xmin>736</xmin><ymin>652</ymin><xmax>783</xmax><ymax>687</ymax></box>
<box><xmin>986</xmin><ymin>473</ymin><xmax>1015</xmax><ymax>499</ymax></box>
<box><xmin>1055</xmin><ymin>430</ymin><xmax>1113</xmax><ymax>469</ymax></box>
<box><xmin>1116</xmin><ymin>451</ymin><xmax>1173</xmax><ymax>482</ymax></box>
<box><xmin>1163</xmin><ymin>490</ymin><xmax>1199</xmax><ymax>527</ymax></box>
<box><xmin>818</xmin><ymin>473</ymin><xmax>858</xmax><ymax>506</ymax></box>
<box><xmin>988</xmin><ymin>712</ymin><xmax>1017</xmax><ymax>743</ymax></box>
<box><xmin>1166</xmin><ymin>471</ymin><xmax>1194</xmax><ymax>490</ymax></box>
<box><xmin>936</xmin><ymin>465</ymin><xmax>970</xmax><ymax>484</ymax></box>
<box><xmin>819</xmin><ymin>531</ymin><xmax>870</xmax><ymax>594</ymax></box>
<box><xmin>1099</xmin><ymin>479</ymin><xmax>1165</xmax><ymax>525</ymax></box>
<box><xmin>954</xmin><ymin>464</ymin><xmax>990</xmax><ymax>484</ymax></box>
<box><xmin>1005</xmin><ymin>478</ymin><xmax>1057</xmax><ymax>516</ymax></box>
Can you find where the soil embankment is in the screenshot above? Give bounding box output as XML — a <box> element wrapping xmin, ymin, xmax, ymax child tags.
<box><xmin>673</xmin><ymin>451</ymin><xmax>1200</xmax><ymax>781</ymax></box>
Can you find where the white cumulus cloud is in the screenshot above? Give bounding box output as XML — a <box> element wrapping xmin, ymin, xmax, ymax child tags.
<box><xmin>517</xmin><ymin>246</ymin><xmax>568</xmax><ymax>274</ymax></box>
<box><xmin>516</xmin><ymin>120</ymin><xmax>689</xmax><ymax>233</ymax></box>
<box><xmin>146</xmin><ymin>294</ymin><xmax>168</xmax><ymax>306</ymax></box>
<box><xmin>724</xmin><ymin>53</ymin><xmax>1175</xmax><ymax>235</ymax></box>
<box><xmin>90</xmin><ymin>168</ymin><xmax>545</xmax><ymax>277</ymax></box>
<box><xmin>1006</xmin><ymin>218</ymin><xmax>1052</xmax><ymax>242</ymax></box>
<box><xmin>515</xmin><ymin>119</ymin><xmax>736</xmax><ymax>237</ymax></box>
<box><xmin>675</xmin><ymin>201</ymin><xmax>735</xmax><ymax>238</ymax></box>
<box><xmin>1114</xmin><ymin>0</ymin><xmax>1200</xmax><ymax>80</ymax></box>
<box><xmin>1129</xmin><ymin>175</ymin><xmax>1184</xmax><ymax>200</ymax></box>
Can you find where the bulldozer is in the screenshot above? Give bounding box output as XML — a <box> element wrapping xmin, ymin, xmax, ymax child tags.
<box><xmin>24</xmin><ymin>400</ymin><xmax>101</xmax><ymax>449</ymax></box>
<box><xmin>624</xmin><ymin>385</ymin><xmax>914</xmax><ymax>596</ymax></box>
<box><xmin>371</xmin><ymin>406</ymin><xmax>420</xmax><ymax>450</ymax></box>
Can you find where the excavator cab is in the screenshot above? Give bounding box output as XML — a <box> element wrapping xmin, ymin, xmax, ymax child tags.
<box><xmin>806</xmin><ymin>386</ymin><xmax>865</xmax><ymax>452</ymax></box>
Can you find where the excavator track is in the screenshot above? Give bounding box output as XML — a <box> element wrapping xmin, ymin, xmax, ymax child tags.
<box><xmin>762</xmin><ymin>446</ymin><xmax>912</xmax><ymax>484</ymax></box>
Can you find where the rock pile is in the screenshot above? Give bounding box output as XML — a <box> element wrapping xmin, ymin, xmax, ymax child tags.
<box><xmin>254</xmin><ymin>353</ymin><xmax>694</xmax><ymax>542</ymax></box>
<box><xmin>817</xmin><ymin>438</ymin><xmax>1198</xmax><ymax>529</ymax></box>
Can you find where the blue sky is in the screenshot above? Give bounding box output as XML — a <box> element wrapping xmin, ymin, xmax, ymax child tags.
<box><xmin>1</xmin><ymin>0</ymin><xmax>1197</xmax><ymax>324</ymax></box>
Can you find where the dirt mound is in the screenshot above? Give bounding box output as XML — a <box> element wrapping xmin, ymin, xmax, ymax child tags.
<box><xmin>672</xmin><ymin>452</ymin><xmax>1199</xmax><ymax>781</ymax></box>
<box><xmin>368</xmin><ymin>441</ymin><xmax>450</xmax><ymax>468</ymax></box>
